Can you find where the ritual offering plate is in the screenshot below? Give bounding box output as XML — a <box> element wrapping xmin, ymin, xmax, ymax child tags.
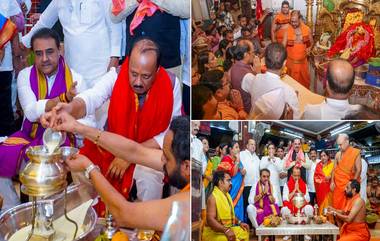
<box><xmin>263</xmin><ymin>215</ymin><xmax>282</xmax><ymax>227</ymax></box>
<box><xmin>286</xmin><ymin>215</ymin><xmax>312</xmax><ymax>225</ymax></box>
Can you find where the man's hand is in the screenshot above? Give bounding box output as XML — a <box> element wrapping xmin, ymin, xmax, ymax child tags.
<box><xmin>241</xmin><ymin>168</ymin><xmax>247</xmax><ymax>176</ymax></box>
<box><xmin>0</xmin><ymin>49</ymin><xmax>4</xmax><ymax>63</ymax></box>
<box><xmin>54</xmin><ymin>111</ymin><xmax>81</xmax><ymax>133</ymax></box>
<box><xmin>225</xmin><ymin>229</ymin><xmax>236</xmax><ymax>241</ymax></box>
<box><xmin>295</xmin><ymin>180</ymin><xmax>300</xmax><ymax>192</ymax></box>
<box><xmin>240</xmin><ymin>222</ymin><xmax>250</xmax><ymax>231</ymax></box>
<box><xmin>107</xmin><ymin>57</ymin><xmax>119</xmax><ymax>71</ymax></box>
<box><xmin>264</xmin><ymin>182</ymin><xmax>270</xmax><ymax>194</ymax></box>
<box><xmin>64</xmin><ymin>154</ymin><xmax>92</xmax><ymax>172</ymax></box>
<box><xmin>40</xmin><ymin>109</ymin><xmax>58</xmax><ymax>128</ymax></box>
<box><xmin>280</xmin><ymin>172</ymin><xmax>288</xmax><ymax>179</ymax></box>
<box><xmin>66</xmin><ymin>81</ymin><xmax>78</xmax><ymax>102</ymax></box>
<box><xmin>106</xmin><ymin>157</ymin><xmax>130</xmax><ymax>180</ymax></box>
<box><xmin>283</xmin><ymin>103</ymin><xmax>293</xmax><ymax>120</ymax></box>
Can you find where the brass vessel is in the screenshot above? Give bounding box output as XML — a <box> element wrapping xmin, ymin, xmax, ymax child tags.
<box><xmin>20</xmin><ymin>146</ymin><xmax>67</xmax><ymax>197</ymax></box>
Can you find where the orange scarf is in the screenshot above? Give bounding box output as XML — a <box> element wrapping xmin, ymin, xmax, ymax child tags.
<box><xmin>80</xmin><ymin>57</ymin><xmax>174</xmax><ymax>216</ymax></box>
<box><xmin>130</xmin><ymin>0</ymin><xmax>161</xmax><ymax>35</ymax></box>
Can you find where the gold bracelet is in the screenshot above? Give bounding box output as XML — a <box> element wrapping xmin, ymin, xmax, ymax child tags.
<box><xmin>94</xmin><ymin>130</ymin><xmax>102</xmax><ymax>145</ymax></box>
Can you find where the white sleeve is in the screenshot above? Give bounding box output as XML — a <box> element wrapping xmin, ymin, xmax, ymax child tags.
<box><xmin>274</xmin><ymin>158</ymin><xmax>284</xmax><ymax>172</ymax></box>
<box><xmin>73</xmin><ymin>72</ymin><xmax>96</xmax><ymax>128</ymax></box>
<box><xmin>241</xmin><ymin>73</ymin><xmax>256</xmax><ymax>94</ymax></box>
<box><xmin>260</xmin><ymin>157</ymin><xmax>269</xmax><ymax>170</ymax></box>
<box><xmin>17</xmin><ymin>68</ymin><xmax>48</xmax><ymax>122</ymax></box>
<box><xmin>283</xmin><ymin>184</ymin><xmax>289</xmax><ymax>202</ymax></box>
<box><xmin>153</xmin><ymin>77</ymin><xmax>182</xmax><ymax>148</ymax></box>
<box><xmin>104</xmin><ymin>0</ymin><xmax>122</xmax><ymax>57</ymax></box>
<box><xmin>75</xmin><ymin>68</ymin><xmax>117</xmax><ymax>117</ymax></box>
<box><xmin>110</xmin><ymin>0</ymin><xmax>138</xmax><ymax>23</ymax></box>
<box><xmin>23</xmin><ymin>0</ymin><xmax>32</xmax><ymax>14</ymax></box>
<box><xmin>287</xmin><ymin>87</ymin><xmax>301</xmax><ymax>120</ymax></box>
<box><xmin>248</xmin><ymin>182</ymin><xmax>257</xmax><ymax>204</ymax></box>
<box><xmin>21</xmin><ymin>0</ymin><xmax>59</xmax><ymax>47</ymax></box>
<box><xmin>304</xmin><ymin>187</ymin><xmax>310</xmax><ymax>202</ymax></box>
<box><xmin>303</xmin><ymin>154</ymin><xmax>311</xmax><ymax>169</ymax></box>
<box><xmin>151</xmin><ymin>0</ymin><xmax>190</xmax><ymax>18</ymax></box>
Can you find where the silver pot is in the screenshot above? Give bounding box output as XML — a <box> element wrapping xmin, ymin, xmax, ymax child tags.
<box><xmin>0</xmin><ymin>184</ymin><xmax>97</xmax><ymax>241</ymax></box>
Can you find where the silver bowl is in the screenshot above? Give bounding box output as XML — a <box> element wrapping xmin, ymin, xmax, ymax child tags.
<box><xmin>0</xmin><ymin>184</ymin><xmax>97</xmax><ymax>240</ymax></box>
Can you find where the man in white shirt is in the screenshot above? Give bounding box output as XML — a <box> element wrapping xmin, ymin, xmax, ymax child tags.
<box><xmin>276</xmin><ymin>146</ymin><xmax>288</xmax><ymax>198</ymax></box>
<box><xmin>259</xmin><ymin>143</ymin><xmax>283</xmax><ymax>207</ymax></box>
<box><xmin>241</xmin><ymin>43</ymin><xmax>301</xmax><ymax>119</ymax></box>
<box><xmin>21</xmin><ymin>0</ymin><xmax>122</xmax><ymax>128</ymax></box>
<box><xmin>302</xmin><ymin>59</ymin><xmax>361</xmax><ymax>120</ymax></box>
<box><xmin>240</xmin><ymin>138</ymin><xmax>261</xmax><ymax>225</ymax></box>
<box><xmin>0</xmin><ymin>28</ymin><xmax>94</xmax><ymax>213</ymax></box>
<box><xmin>42</xmin><ymin>38</ymin><xmax>182</xmax><ymax>205</ymax></box>
<box><xmin>306</xmin><ymin>148</ymin><xmax>319</xmax><ymax>206</ymax></box>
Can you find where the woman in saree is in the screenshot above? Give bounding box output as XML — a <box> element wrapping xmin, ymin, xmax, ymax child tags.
<box><xmin>217</xmin><ymin>141</ymin><xmax>246</xmax><ymax>222</ymax></box>
<box><xmin>314</xmin><ymin>150</ymin><xmax>334</xmax><ymax>215</ymax></box>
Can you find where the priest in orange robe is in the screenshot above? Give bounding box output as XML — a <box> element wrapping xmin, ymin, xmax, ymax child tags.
<box><xmin>327</xmin><ymin>180</ymin><xmax>370</xmax><ymax>241</ymax></box>
<box><xmin>331</xmin><ymin>134</ymin><xmax>362</xmax><ymax>212</ymax></box>
<box><xmin>271</xmin><ymin>1</ymin><xmax>290</xmax><ymax>43</ymax></box>
<box><xmin>283</xmin><ymin>11</ymin><xmax>313</xmax><ymax>89</ymax></box>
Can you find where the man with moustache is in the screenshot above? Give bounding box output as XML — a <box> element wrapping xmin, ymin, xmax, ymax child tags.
<box><xmin>284</xmin><ymin>138</ymin><xmax>311</xmax><ymax>183</ymax></box>
<box><xmin>54</xmin><ymin>114</ymin><xmax>190</xmax><ymax>237</ymax></box>
<box><xmin>327</xmin><ymin>180</ymin><xmax>370</xmax><ymax>241</ymax></box>
<box><xmin>271</xmin><ymin>1</ymin><xmax>291</xmax><ymax>43</ymax></box>
<box><xmin>276</xmin><ymin>146</ymin><xmax>288</xmax><ymax>197</ymax></box>
<box><xmin>41</xmin><ymin>37</ymin><xmax>182</xmax><ymax>216</ymax></box>
<box><xmin>203</xmin><ymin>170</ymin><xmax>249</xmax><ymax>241</ymax></box>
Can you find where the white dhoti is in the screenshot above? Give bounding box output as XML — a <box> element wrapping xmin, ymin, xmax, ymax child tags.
<box><xmin>247</xmin><ymin>204</ymin><xmax>259</xmax><ymax>228</ymax></box>
<box><xmin>133</xmin><ymin>165</ymin><xmax>164</xmax><ymax>201</ymax></box>
<box><xmin>280</xmin><ymin>205</ymin><xmax>314</xmax><ymax>218</ymax></box>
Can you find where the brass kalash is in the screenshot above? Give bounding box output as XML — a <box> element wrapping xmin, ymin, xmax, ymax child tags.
<box><xmin>20</xmin><ymin>129</ymin><xmax>79</xmax><ymax>241</ymax></box>
<box><xmin>286</xmin><ymin>193</ymin><xmax>312</xmax><ymax>224</ymax></box>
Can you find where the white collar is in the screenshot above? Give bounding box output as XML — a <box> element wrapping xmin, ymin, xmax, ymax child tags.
<box><xmin>325</xmin><ymin>98</ymin><xmax>350</xmax><ymax>108</ymax></box>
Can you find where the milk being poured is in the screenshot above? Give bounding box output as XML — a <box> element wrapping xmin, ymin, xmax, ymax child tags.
<box><xmin>45</xmin><ymin>139</ymin><xmax>60</xmax><ymax>154</ymax></box>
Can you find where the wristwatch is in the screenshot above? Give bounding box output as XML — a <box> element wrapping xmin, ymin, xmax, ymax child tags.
<box><xmin>84</xmin><ymin>163</ymin><xmax>100</xmax><ymax>179</ymax></box>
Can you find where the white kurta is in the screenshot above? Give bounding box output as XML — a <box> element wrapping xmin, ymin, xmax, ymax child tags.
<box><xmin>241</xmin><ymin>71</ymin><xmax>301</xmax><ymax>119</ymax></box>
<box><xmin>17</xmin><ymin>66</ymin><xmax>96</xmax><ymax>127</ymax></box>
<box><xmin>260</xmin><ymin>156</ymin><xmax>284</xmax><ymax>206</ymax></box>
<box><xmin>303</xmin><ymin>98</ymin><xmax>362</xmax><ymax>120</ymax></box>
<box><xmin>240</xmin><ymin>150</ymin><xmax>261</xmax><ymax>187</ymax></box>
<box><xmin>306</xmin><ymin>160</ymin><xmax>319</xmax><ymax>193</ymax></box>
<box><xmin>22</xmin><ymin>0</ymin><xmax>122</xmax><ymax>88</ymax></box>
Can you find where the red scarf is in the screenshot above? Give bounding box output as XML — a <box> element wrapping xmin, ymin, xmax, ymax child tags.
<box><xmin>130</xmin><ymin>0</ymin><xmax>161</xmax><ymax>35</ymax></box>
<box><xmin>80</xmin><ymin>57</ymin><xmax>174</xmax><ymax>216</ymax></box>
<box><xmin>283</xmin><ymin>176</ymin><xmax>308</xmax><ymax>214</ymax></box>
<box><xmin>285</xmin><ymin>145</ymin><xmax>305</xmax><ymax>169</ymax></box>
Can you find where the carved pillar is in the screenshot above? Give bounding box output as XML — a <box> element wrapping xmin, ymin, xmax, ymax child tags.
<box><xmin>315</xmin><ymin>0</ymin><xmax>323</xmax><ymax>37</ymax></box>
<box><xmin>306</xmin><ymin>0</ymin><xmax>314</xmax><ymax>31</ymax></box>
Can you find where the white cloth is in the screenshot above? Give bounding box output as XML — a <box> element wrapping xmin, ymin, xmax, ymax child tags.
<box><xmin>191</xmin><ymin>134</ymin><xmax>203</xmax><ymax>162</ymax></box>
<box><xmin>241</xmin><ymin>71</ymin><xmax>301</xmax><ymax>119</ymax></box>
<box><xmin>281</xmin><ymin>205</ymin><xmax>314</xmax><ymax>218</ymax></box>
<box><xmin>246</xmin><ymin>204</ymin><xmax>259</xmax><ymax>228</ymax></box>
<box><xmin>133</xmin><ymin>164</ymin><xmax>164</xmax><ymax>201</ymax></box>
<box><xmin>22</xmin><ymin>0</ymin><xmax>122</xmax><ymax>88</ymax></box>
<box><xmin>0</xmin><ymin>177</ymin><xmax>20</xmax><ymax>215</ymax></box>
<box><xmin>248</xmin><ymin>180</ymin><xmax>281</xmax><ymax>206</ymax></box>
<box><xmin>282</xmin><ymin>183</ymin><xmax>310</xmax><ymax>203</ymax></box>
<box><xmin>249</xmin><ymin>88</ymin><xmax>285</xmax><ymax>120</ymax></box>
<box><xmin>279</xmin><ymin>158</ymin><xmax>287</xmax><ymax>187</ymax></box>
<box><xmin>201</xmin><ymin>153</ymin><xmax>208</xmax><ymax>175</ymax></box>
<box><xmin>76</xmin><ymin>67</ymin><xmax>182</xmax><ymax>146</ymax></box>
<box><xmin>306</xmin><ymin>159</ymin><xmax>319</xmax><ymax>193</ymax></box>
<box><xmin>303</xmin><ymin>98</ymin><xmax>362</xmax><ymax>120</ymax></box>
<box><xmin>360</xmin><ymin>159</ymin><xmax>368</xmax><ymax>202</ymax></box>
<box><xmin>240</xmin><ymin>150</ymin><xmax>260</xmax><ymax>187</ymax></box>
<box><xmin>17</xmin><ymin>66</ymin><xmax>96</xmax><ymax>127</ymax></box>
<box><xmin>0</xmin><ymin>0</ymin><xmax>22</xmax><ymax>72</ymax></box>
<box><xmin>180</xmin><ymin>19</ymin><xmax>190</xmax><ymax>87</ymax></box>
<box><xmin>259</xmin><ymin>156</ymin><xmax>284</xmax><ymax>206</ymax></box>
